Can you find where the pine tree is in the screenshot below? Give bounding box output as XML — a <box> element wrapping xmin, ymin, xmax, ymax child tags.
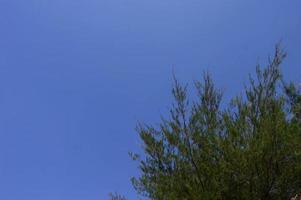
<box><xmin>131</xmin><ymin>45</ymin><xmax>301</xmax><ymax>200</ymax></box>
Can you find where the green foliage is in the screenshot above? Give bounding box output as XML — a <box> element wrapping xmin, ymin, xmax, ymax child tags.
<box><xmin>131</xmin><ymin>45</ymin><xmax>301</xmax><ymax>200</ymax></box>
<box><xmin>109</xmin><ymin>193</ymin><xmax>128</xmax><ymax>200</ymax></box>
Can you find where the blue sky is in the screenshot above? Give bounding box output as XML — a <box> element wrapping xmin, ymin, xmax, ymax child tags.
<box><xmin>0</xmin><ymin>0</ymin><xmax>300</xmax><ymax>199</ymax></box>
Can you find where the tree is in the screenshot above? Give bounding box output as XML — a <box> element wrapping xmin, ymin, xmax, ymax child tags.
<box><xmin>130</xmin><ymin>44</ymin><xmax>301</xmax><ymax>200</ymax></box>
<box><xmin>109</xmin><ymin>193</ymin><xmax>128</xmax><ymax>200</ymax></box>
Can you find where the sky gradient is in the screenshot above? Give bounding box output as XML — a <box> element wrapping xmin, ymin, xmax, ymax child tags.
<box><xmin>0</xmin><ymin>0</ymin><xmax>300</xmax><ymax>199</ymax></box>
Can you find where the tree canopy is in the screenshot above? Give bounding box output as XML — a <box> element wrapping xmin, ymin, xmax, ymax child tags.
<box><xmin>129</xmin><ymin>45</ymin><xmax>301</xmax><ymax>200</ymax></box>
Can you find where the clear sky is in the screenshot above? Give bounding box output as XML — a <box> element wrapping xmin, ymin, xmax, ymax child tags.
<box><xmin>0</xmin><ymin>0</ymin><xmax>300</xmax><ymax>199</ymax></box>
